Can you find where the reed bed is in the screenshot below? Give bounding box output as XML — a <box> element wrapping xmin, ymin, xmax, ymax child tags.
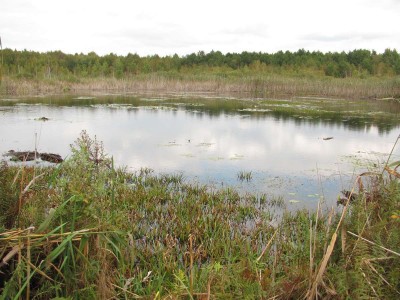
<box><xmin>237</xmin><ymin>171</ymin><xmax>253</xmax><ymax>182</ymax></box>
<box><xmin>1</xmin><ymin>74</ymin><xmax>399</xmax><ymax>100</ymax></box>
<box><xmin>1</xmin><ymin>132</ymin><xmax>399</xmax><ymax>299</ymax></box>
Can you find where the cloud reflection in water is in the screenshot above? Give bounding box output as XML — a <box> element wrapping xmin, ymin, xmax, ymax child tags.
<box><xmin>1</xmin><ymin>101</ymin><xmax>399</xmax><ymax>209</ymax></box>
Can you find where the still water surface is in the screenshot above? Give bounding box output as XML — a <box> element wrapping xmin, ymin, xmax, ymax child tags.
<box><xmin>1</xmin><ymin>94</ymin><xmax>399</xmax><ymax>209</ymax></box>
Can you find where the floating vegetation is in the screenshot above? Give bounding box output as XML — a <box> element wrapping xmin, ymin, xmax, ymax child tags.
<box><xmin>307</xmin><ymin>194</ymin><xmax>318</xmax><ymax>198</ymax></box>
<box><xmin>140</xmin><ymin>97</ymin><xmax>169</xmax><ymax>102</ymax></box>
<box><xmin>4</xmin><ymin>150</ymin><xmax>63</xmax><ymax>163</ymax></box>
<box><xmin>142</xmin><ymin>105</ymin><xmax>177</xmax><ymax>111</ymax></box>
<box><xmin>181</xmin><ymin>153</ymin><xmax>195</xmax><ymax>158</ymax></box>
<box><xmin>289</xmin><ymin>199</ymin><xmax>301</xmax><ymax>203</ymax></box>
<box><xmin>34</xmin><ymin>116</ymin><xmax>49</xmax><ymax>121</ymax></box>
<box><xmin>166</xmin><ymin>102</ymin><xmax>205</xmax><ymax>107</ymax></box>
<box><xmin>208</xmin><ymin>156</ymin><xmax>224</xmax><ymax>161</ymax></box>
<box><xmin>238</xmin><ymin>108</ymin><xmax>272</xmax><ymax>112</ymax></box>
<box><xmin>197</xmin><ymin>142</ymin><xmax>214</xmax><ymax>147</ymax></box>
<box><xmin>90</xmin><ymin>103</ymin><xmax>134</xmax><ymax>109</ymax></box>
<box><xmin>73</xmin><ymin>96</ymin><xmax>96</xmax><ymax>100</ymax></box>
<box><xmin>159</xmin><ymin>141</ymin><xmax>182</xmax><ymax>147</ymax></box>
<box><xmin>230</xmin><ymin>154</ymin><xmax>245</xmax><ymax>160</ymax></box>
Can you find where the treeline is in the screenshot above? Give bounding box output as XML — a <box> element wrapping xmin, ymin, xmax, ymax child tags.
<box><xmin>1</xmin><ymin>48</ymin><xmax>400</xmax><ymax>80</ymax></box>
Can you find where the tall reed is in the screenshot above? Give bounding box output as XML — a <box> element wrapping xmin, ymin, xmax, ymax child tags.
<box><xmin>1</xmin><ymin>73</ymin><xmax>399</xmax><ymax>100</ymax></box>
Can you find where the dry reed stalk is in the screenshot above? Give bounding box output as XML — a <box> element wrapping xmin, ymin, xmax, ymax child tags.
<box><xmin>2</xmin><ymin>75</ymin><xmax>399</xmax><ymax>99</ymax></box>
<box><xmin>320</xmin><ymin>278</ymin><xmax>337</xmax><ymax>297</ymax></box>
<box><xmin>272</xmin><ymin>245</ymin><xmax>278</xmax><ymax>285</ymax></box>
<box><xmin>361</xmin><ymin>271</ymin><xmax>379</xmax><ymax>297</ymax></box>
<box><xmin>13</xmin><ymin>167</ymin><xmax>45</xmax><ymax>229</ymax></box>
<box><xmin>307</xmin><ymin>233</ymin><xmax>336</xmax><ymax>299</ymax></box>
<box><xmin>256</xmin><ymin>228</ymin><xmax>278</xmax><ymax>262</ymax></box>
<box><xmin>24</xmin><ymin>259</ymin><xmax>56</xmax><ymax>283</ymax></box>
<box><xmin>362</xmin><ymin>258</ymin><xmax>400</xmax><ymax>295</ymax></box>
<box><xmin>384</xmin><ymin>166</ymin><xmax>400</xmax><ymax>178</ymax></box>
<box><xmin>308</xmin><ymin>186</ymin><xmax>323</xmax><ymax>290</ymax></box>
<box><xmin>189</xmin><ymin>234</ymin><xmax>194</xmax><ymax>296</ymax></box>
<box><xmin>26</xmin><ymin>226</ymin><xmax>32</xmax><ymax>300</ymax></box>
<box><xmin>21</xmin><ymin>173</ymin><xmax>45</xmax><ymax>196</ymax></box>
<box><xmin>0</xmin><ymin>244</ymin><xmax>23</xmax><ymax>268</ymax></box>
<box><xmin>312</xmin><ymin>200</ymin><xmax>321</xmax><ymax>260</ymax></box>
<box><xmin>18</xmin><ymin>231</ymin><xmax>22</xmax><ymax>296</ymax></box>
<box><xmin>12</xmin><ymin>168</ymin><xmax>22</xmax><ymax>186</ymax></box>
<box><xmin>1</xmin><ymin>228</ymin><xmax>96</xmax><ymax>242</ymax></box>
<box><xmin>306</xmin><ymin>178</ymin><xmax>359</xmax><ymax>300</ymax></box>
<box><xmin>18</xmin><ymin>165</ymin><xmax>26</xmax><ymax>224</ymax></box>
<box><xmin>344</xmin><ymin>215</ymin><xmax>370</xmax><ymax>269</ymax></box>
<box><xmin>382</xmin><ymin>134</ymin><xmax>400</xmax><ymax>176</ymax></box>
<box><xmin>340</xmin><ymin>223</ymin><xmax>346</xmax><ymax>255</ymax></box>
<box><xmin>1</xmin><ymin>227</ymin><xmax>34</xmax><ymax>240</ymax></box>
<box><xmin>47</xmin><ymin>261</ymin><xmax>66</xmax><ymax>280</ymax></box>
<box><xmin>110</xmin><ymin>283</ymin><xmax>142</xmax><ymax>299</ymax></box>
<box><xmin>0</xmin><ymin>226</ymin><xmax>96</xmax><ymax>272</ymax></box>
<box><xmin>206</xmin><ymin>280</ymin><xmax>211</xmax><ymax>300</ymax></box>
<box><xmin>347</xmin><ymin>231</ymin><xmax>400</xmax><ymax>257</ymax></box>
<box><xmin>0</xmin><ymin>225</ymin><xmax>95</xmax><ymax>297</ymax></box>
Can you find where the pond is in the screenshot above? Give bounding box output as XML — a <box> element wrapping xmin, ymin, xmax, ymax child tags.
<box><xmin>1</xmin><ymin>93</ymin><xmax>400</xmax><ymax>209</ymax></box>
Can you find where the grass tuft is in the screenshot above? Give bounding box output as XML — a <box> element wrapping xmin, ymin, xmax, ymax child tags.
<box><xmin>237</xmin><ymin>170</ymin><xmax>253</xmax><ymax>182</ymax></box>
<box><xmin>0</xmin><ymin>132</ymin><xmax>399</xmax><ymax>299</ymax></box>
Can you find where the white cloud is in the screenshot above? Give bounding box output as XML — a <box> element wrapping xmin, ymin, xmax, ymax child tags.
<box><xmin>1</xmin><ymin>0</ymin><xmax>399</xmax><ymax>55</ymax></box>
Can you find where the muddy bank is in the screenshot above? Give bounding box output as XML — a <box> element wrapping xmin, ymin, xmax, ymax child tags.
<box><xmin>4</xmin><ymin>150</ymin><xmax>63</xmax><ymax>163</ymax></box>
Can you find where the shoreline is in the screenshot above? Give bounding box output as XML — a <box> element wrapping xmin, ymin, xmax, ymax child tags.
<box><xmin>1</xmin><ymin>74</ymin><xmax>399</xmax><ymax>100</ymax></box>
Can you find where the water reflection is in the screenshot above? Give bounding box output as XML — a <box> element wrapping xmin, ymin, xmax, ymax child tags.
<box><xmin>1</xmin><ymin>95</ymin><xmax>399</xmax><ymax>209</ymax></box>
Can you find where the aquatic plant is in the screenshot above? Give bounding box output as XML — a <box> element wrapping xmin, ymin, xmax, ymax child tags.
<box><xmin>1</xmin><ymin>71</ymin><xmax>400</xmax><ymax>101</ymax></box>
<box><xmin>1</xmin><ymin>132</ymin><xmax>399</xmax><ymax>299</ymax></box>
<box><xmin>237</xmin><ymin>170</ymin><xmax>253</xmax><ymax>182</ymax></box>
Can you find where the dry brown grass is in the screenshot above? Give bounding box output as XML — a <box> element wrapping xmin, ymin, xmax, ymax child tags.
<box><xmin>1</xmin><ymin>74</ymin><xmax>399</xmax><ymax>100</ymax></box>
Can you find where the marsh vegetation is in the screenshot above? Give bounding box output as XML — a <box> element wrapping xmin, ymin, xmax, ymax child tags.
<box><xmin>0</xmin><ymin>132</ymin><xmax>399</xmax><ymax>299</ymax></box>
<box><xmin>1</xmin><ymin>95</ymin><xmax>399</xmax><ymax>208</ymax></box>
<box><xmin>237</xmin><ymin>171</ymin><xmax>253</xmax><ymax>182</ymax></box>
<box><xmin>1</xmin><ymin>49</ymin><xmax>400</xmax><ymax>99</ymax></box>
<box><xmin>1</xmin><ymin>47</ymin><xmax>400</xmax><ymax>298</ymax></box>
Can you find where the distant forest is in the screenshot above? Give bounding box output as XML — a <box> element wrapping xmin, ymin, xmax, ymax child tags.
<box><xmin>1</xmin><ymin>48</ymin><xmax>400</xmax><ymax>80</ymax></box>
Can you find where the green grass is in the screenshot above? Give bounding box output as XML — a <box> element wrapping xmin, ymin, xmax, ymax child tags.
<box><xmin>1</xmin><ymin>131</ymin><xmax>399</xmax><ymax>299</ymax></box>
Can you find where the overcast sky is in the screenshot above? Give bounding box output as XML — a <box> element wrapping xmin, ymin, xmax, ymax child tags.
<box><xmin>1</xmin><ymin>0</ymin><xmax>399</xmax><ymax>56</ymax></box>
